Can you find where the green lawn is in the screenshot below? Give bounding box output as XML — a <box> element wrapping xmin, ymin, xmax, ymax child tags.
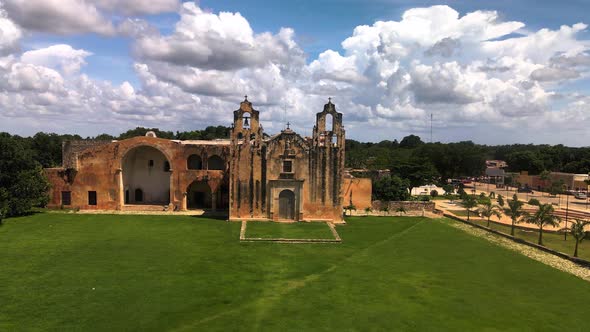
<box><xmin>244</xmin><ymin>221</ymin><xmax>335</xmax><ymax>239</ymax></box>
<box><xmin>449</xmin><ymin>209</ymin><xmax>590</xmax><ymax>260</ymax></box>
<box><xmin>2</xmin><ymin>213</ymin><xmax>590</xmax><ymax>331</ymax></box>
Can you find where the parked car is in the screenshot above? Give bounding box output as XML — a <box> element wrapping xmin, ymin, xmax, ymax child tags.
<box><xmin>574</xmin><ymin>192</ymin><xmax>587</xmax><ymax>200</ymax></box>
<box><xmin>517</xmin><ymin>187</ymin><xmax>534</xmax><ymax>194</ymax></box>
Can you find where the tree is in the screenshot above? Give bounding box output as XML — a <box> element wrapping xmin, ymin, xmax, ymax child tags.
<box><xmin>118</xmin><ymin>127</ymin><xmax>175</xmax><ymax>140</ymax></box>
<box><xmin>0</xmin><ymin>188</ymin><xmax>8</xmax><ymax>225</ymax></box>
<box><xmin>570</xmin><ymin>219</ymin><xmax>589</xmax><ymax>257</ymax></box>
<box><xmin>539</xmin><ymin>170</ymin><xmax>551</xmax><ymax>195</ymax></box>
<box><xmin>442</xmin><ymin>184</ymin><xmax>454</xmax><ymax>196</ymax></box>
<box><xmin>528</xmin><ymin>198</ymin><xmax>541</xmax><ymax>206</ymax></box>
<box><xmin>505</xmin><ymin>194</ymin><xmax>525</xmax><ymax>236</ymax></box>
<box><xmin>549</xmin><ymin>179</ymin><xmax>565</xmax><ymax>196</ymax></box>
<box><xmin>506</xmin><ymin>150</ymin><xmax>544</xmax><ymax>174</ymax></box>
<box><xmin>525</xmin><ymin>203</ymin><xmax>561</xmax><ymax>246</ymax></box>
<box><xmin>344</xmin><ymin>204</ymin><xmax>356</xmax><ymax>216</ymax></box>
<box><xmin>395</xmin><ymin>206</ymin><xmax>406</xmax><ymax>216</ymax></box>
<box><xmin>497</xmin><ymin>194</ymin><xmax>505</xmax><ymax>208</ymax></box>
<box><xmin>0</xmin><ymin>133</ymin><xmax>50</xmax><ymax>217</ymax></box>
<box><xmin>457</xmin><ymin>187</ymin><xmax>468</xmax><ymax>199</ymax></box>
<box><xmin>372</xmin><ymin>175</ymin><xmax>410</xmax><ymax>201</ymax></box>
<box><xmin>478</xmin><ymin>200</ymin><xmax>503</xmax><ymax>227</ymax></box>
<box><xmin>399</xmin><ymin>135</ymin><xmax>423</xmax><ymax>148</ymax></box>
<box><xmin>461</xmin><ymin>195</ymin><xmax>478</xmax><ymax>221</ymax></box>
<box><xmin>391</xmin><ymin>159</ymin><xmax>439</xmax><ymax>195</ymax></box>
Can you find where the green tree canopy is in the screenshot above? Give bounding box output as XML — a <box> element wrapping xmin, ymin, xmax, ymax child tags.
<box><xmin>0</xmin><ymin>133</ymin><xmax>49</xmax><ymax>217</ymax></box>
<box><xmin>372</xmin><ymin>176</ymin><xmax>410</xmax><ymax>201</ymax></box>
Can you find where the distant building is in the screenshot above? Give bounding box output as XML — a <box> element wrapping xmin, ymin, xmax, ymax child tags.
<box><xmin>486</xmin><ymin>160</ymin><xmax>508</xmax><ymax>168</ymax></box>
<box><xmin>515</xmin><ymin>171</ymin><xmax>589</xmax><ymax>191</ymax></box>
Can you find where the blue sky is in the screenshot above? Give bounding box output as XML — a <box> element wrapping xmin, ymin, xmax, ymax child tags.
<box><xmin>1</xmin><ymin>0</ymin><xmax>590</xmax><ymax>145</ymax></box>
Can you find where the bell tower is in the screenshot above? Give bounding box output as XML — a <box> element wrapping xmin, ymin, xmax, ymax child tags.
<box><xmin>310</xmin><ymin>98</ymin><xmax>345</xmax><ymax>215</ymax></box>
<box><xmin>231</xmin><ymin>95</ymin><xmax>262</xmax><ymax>144</ymax></box>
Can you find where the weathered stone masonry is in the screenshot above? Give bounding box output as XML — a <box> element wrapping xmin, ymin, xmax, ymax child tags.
<box><xmin>45</xmin><ymin>98</ymin><xmax>356</xmax><ymax>223</ymax></box>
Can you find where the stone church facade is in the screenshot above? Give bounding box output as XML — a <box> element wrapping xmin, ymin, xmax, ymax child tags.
<box><xmin>44</xmin><ymin>98</ymin><xmax>351</xmax><ymax>223</ymax></box>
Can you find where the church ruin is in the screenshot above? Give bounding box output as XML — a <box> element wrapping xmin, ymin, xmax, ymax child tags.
<box><xmin>44</xmin><ymin>98</ymin><xmax>354</xmax><ymax>222</ymax></box>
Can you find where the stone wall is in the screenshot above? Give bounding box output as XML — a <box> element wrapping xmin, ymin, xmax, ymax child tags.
<box><xmin>62</xmin><ymin>140</ymin><xmax>112</xmax><ymax>169</ymax></box>
<box><xmin>342</xmin><ymin>178</ymin><xmax>372</xmax><ymax>210</ymax></box>
<box><xmin>371</xmin><ymin>200</ymin><xmax>435</xmax><ymax>213</ymax></box>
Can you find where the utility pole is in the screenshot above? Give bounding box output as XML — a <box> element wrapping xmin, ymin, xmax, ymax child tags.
<box><xmin>430</xmin><ymin>113</ymin><xmax>433</xmax><ymax>143</ymax></box>
<box><xmin>565</xmin><ymin>193</ymin><xmax>570</xmax><ymax>241</ymax></box>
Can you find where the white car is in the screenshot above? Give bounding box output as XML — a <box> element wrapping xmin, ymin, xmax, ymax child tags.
<box><xmin>574</xmin><ymin>192</ymin><xmax>587</xmax><ymax>200</ymax></box>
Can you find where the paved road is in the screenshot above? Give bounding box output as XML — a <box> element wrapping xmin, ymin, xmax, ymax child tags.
<box><xmin>467</xmin><ymin>182</ymin><xmax>590</xmax><ymax>212</ymax></box>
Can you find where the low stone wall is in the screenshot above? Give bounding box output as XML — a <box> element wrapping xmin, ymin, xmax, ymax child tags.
<box><xmin>371</xmin><ymin>200</ymin><xmax>435</xmax><ymax>213</ymax></box>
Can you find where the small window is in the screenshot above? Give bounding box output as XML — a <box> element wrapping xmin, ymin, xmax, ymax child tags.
<box><xmin>164</xmin><ymin>161</ymin><xmax>170</xmax><ymax>172</ymax></box>
<box><xmin>61</xmin><ymin>191</ymin><xmax>71</xmax><ymax>205</ymax></box>
<box><xmin>208</xmin><ymin>155</ymin><xmax>225</xmax><ymax>170</ymax></box>
<box><xmin>283</xmin><ymin>160</ymin><xmax>293</xmax><ymax>173</ymax></box>
<box><xmin>187</xmin><ymin>155</ymin><xmax>203</xmax><ymax>170</ymax></box>
<box><xmin>88</xmin><ymin>191</ymin><xmax>97</xmax><ymax>205</ymax></box>
<box><xmin>148</xmin><ymin>160</ymin><xmax>154</xmax><ymax>168</ymax></box>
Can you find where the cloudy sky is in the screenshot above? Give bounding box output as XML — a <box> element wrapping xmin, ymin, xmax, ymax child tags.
<box><xmin>1</xmin><ymin>0</ymin><xmax>589</xmax><ymax>145</ymax></box>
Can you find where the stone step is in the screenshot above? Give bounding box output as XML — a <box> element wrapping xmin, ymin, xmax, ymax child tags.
<box><xmin>122</xmin><ymin>204</ymin><xmax>169</xmax><ymax>212</ymax></box>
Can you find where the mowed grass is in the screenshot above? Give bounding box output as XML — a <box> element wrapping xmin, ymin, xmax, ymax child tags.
<box><xmin>449</xmin><ymin>209</ymin><xmax>590</xmax><ymax>260</ymax></box>
<box><xmin>2</xmin><ymin>214</ymin><xmax>590</xmax><ymax>331</ymax></box>
<box><xmin>244</xmin><ymin>221</ymin><xmax>335</xmax><ymax>239</ymax></box>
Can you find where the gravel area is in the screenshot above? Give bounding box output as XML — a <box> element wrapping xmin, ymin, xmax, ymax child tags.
<box><xmin>447</xmin><ymin>220</ymin><xmax>590</xmax><ymax>282</ymax></box>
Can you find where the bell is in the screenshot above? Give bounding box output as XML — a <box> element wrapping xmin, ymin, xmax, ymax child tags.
<box><xmin>244</xmin><ymin>117</ymin><xmax>250</xmax><ymax>127</ymax></box>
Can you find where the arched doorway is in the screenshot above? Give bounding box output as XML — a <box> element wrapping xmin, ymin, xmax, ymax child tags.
<box><xmin>187</xmin><ymin>181</ymin><xmax>212</xmax><ymax>209</ymax></box>
<box><xmin>215</xmin><ymin>184</ymin><xmax>230</xmax><ymax>210</ymax></box>
<box><xmin>278</xmin><ymin>190</ymin><xmax>295</xmax><ymax>220</ymax></box>
<box><xmin>122</xmin><ymin>145</ymin><xmax>171</xmax><ymax>205</ymax></box>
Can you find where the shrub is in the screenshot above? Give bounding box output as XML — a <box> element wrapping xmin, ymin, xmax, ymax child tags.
<box><xmin>528</xmin><ymin>198</ymin><xmax>541</xmax><ymax>206</ymax></box>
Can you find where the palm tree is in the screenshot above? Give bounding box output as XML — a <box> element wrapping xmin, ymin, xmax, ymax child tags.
<box><xmin>478</xmin><ymin>200</ymin><xmax>503</xmax><ymax>227</ymax></box>
<box><xmin>461</xmin><ymin>195</ymin><xmax>478</xmax><ymax>221</ymax></box>
<box><xmin>525</xmin><ymin>203</ymin><xmax>562</xmax><ymax>246</ymax></box>
<box><xmin>505</xmin><ymin>194</ymin><xmax>525</xmax><ymax>236</ymax></box>
<box><xmin>571</xmin><ymin>219</ymin><xmax>589</xmax><ymax>257</ymax></box>
<box><xmin>396</xmin><ymin>206</ymin><xmax>407</xmax><ymax>216</ymax></box>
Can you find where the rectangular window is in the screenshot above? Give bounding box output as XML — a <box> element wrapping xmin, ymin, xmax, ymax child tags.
<box><xmin>283</xmin><ymin>160</ymin><xmax>293</xmax><ymax>173</ymax></box>
<box><xmin>61</xmin><ymin>191</ymin><xmax>71</xmax><ymax>206</ymax></box>
<box><xmin>88</xmin><ymin>191</ymin><xmax>97</xmax><ymax>206</ymax></box>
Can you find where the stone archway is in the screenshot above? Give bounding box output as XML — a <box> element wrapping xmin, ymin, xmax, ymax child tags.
<box><xmin>122</xmin><ymin>145</ymin><xmax>171</xmax><ymax>205</ymax></box>
<box><xmin>187</xmin><ymin>181</ymin><xmax>212</xmax><ymax>209</ymax></box>
<box><xmin>278</xmin><ymin>189</ymin><xmax>295</xmax><ymax>220</ymax></box>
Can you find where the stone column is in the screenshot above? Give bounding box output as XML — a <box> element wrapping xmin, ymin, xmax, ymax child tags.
<box><xmin>169</xmin><ymin>169</ymin><xmax>174</xmax><ymax>210</ymax></box>
<box><xmin>117</xmin><ymin>168</ymin><xmax>123</xmax><ymax>210</ymax></box>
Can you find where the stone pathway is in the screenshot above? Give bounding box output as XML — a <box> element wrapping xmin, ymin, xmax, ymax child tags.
<box><xmin>239</xmin><ymin>221</ymin><xmax>342</xmax><ymax>243</ymax></box>
<box><xmin>447</xmin><ymin>220</ymin><xmax>590</xmax><ymax>282</ymax></box>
